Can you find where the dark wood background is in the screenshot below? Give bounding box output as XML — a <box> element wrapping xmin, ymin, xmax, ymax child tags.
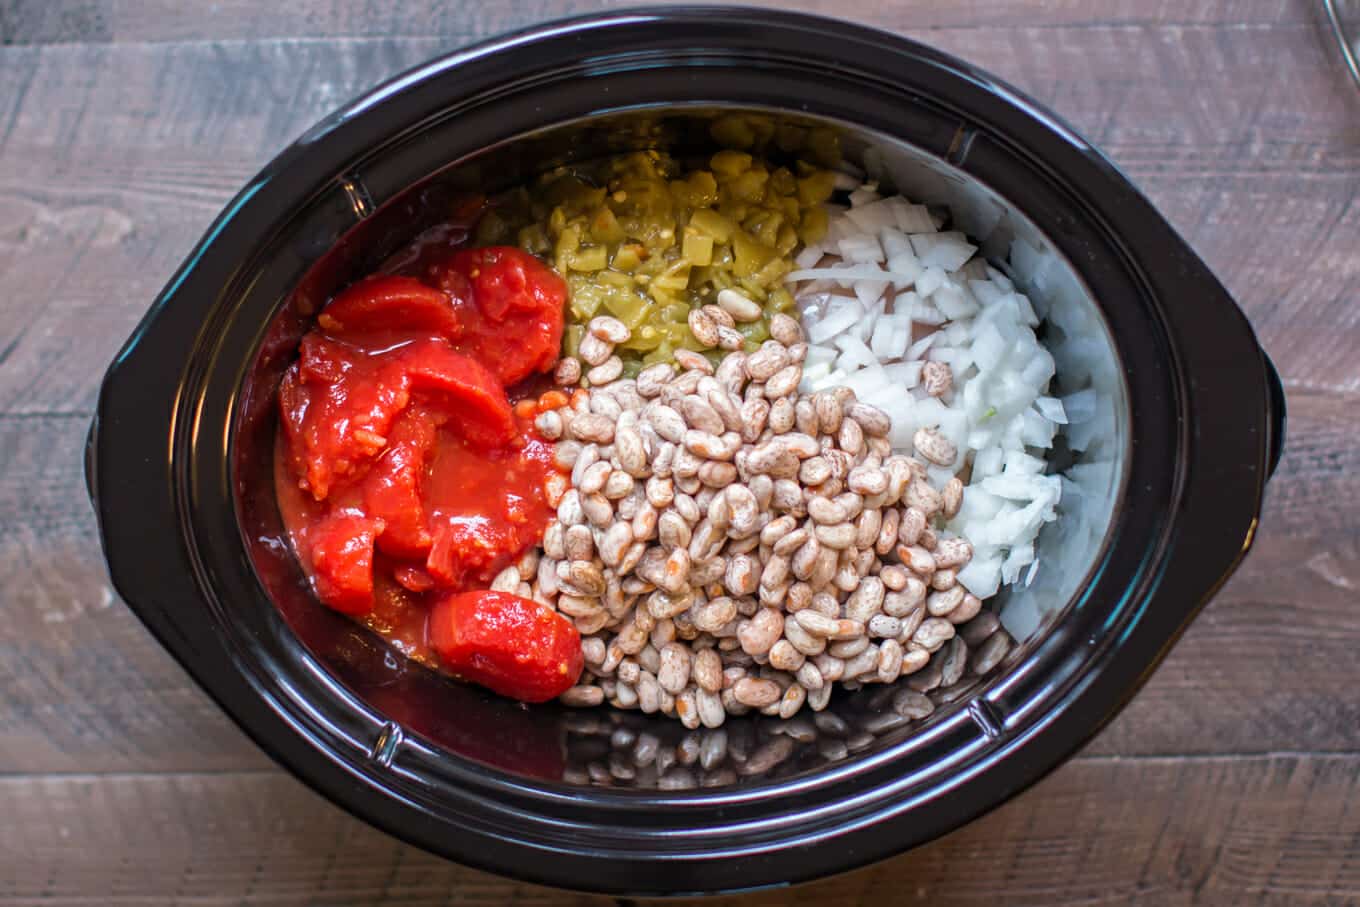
<box><xmin>2</xmin><ymin>1</ymin><xmax>1358</xmax><ymax>904</ymax></box>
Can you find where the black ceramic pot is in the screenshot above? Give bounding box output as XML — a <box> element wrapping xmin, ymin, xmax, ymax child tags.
<box><xmin>87</xmin><ymin>7</ymin><xmax>1286</xmax><ymax>896</ymax></box>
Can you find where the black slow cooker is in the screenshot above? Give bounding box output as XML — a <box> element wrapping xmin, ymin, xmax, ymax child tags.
<box><xmin>87</xmin><ymin>8</ymin><xmax>1285</xmax><ymax>896</ymax></box>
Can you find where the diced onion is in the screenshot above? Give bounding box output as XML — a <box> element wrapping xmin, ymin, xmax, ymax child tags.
<box><xmin>788</xmin><ymin>176</ymin><xmax>1064</xmax><ymax>603</ymax></box>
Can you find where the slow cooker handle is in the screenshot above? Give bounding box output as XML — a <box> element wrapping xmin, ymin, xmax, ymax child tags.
<box><xmin>84</xmin><ymin>415</ymin><xmax>99</xmax><ymax>509</ymax></box>
<box><xmin>1263</xmin><ymin>351</ymin><xmax>1287</xmax><ymax>479</ymax></box>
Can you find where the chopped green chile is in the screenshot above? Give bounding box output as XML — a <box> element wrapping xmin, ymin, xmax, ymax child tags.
<box><xmin>485</xmin><ymin>149</ymin><xmax>832</xmax><ymax>376</ymax></box>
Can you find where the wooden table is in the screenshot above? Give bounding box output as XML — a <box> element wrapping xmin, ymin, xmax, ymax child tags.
<box><xmin>3</xmin><ymin>1</ymin><xmax>1357</xmax><ymax>903</ymax></box>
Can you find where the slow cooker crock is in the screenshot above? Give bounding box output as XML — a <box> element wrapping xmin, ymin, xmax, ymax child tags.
<box><xmin>87</xmin><ymin>7</ymin><xmax>1286</xmax><ymax>896</ymax></box>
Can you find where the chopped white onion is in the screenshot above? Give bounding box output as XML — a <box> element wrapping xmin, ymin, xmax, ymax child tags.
<box><xmin>844</xmin><ymin>199</ymin><xmax>900</xmax><ymax>234</ymax></box>
<box><xmin>787</xmin><ymin>265</ymin><xmax>924</xmax><ymax>286</ymax></box>
<box><xmin>848</xmin><ymin>186</ymin><xmax>882</xmax><ymax>207</ymax></box>
<box><xmin>854</xmin><ymin>279</ymin><xmax>890</xmax><ymax>311</ymax></box>
<box><xmin>788</xmin><ymin>177</ymin><xmax>1063</xmax><ymax>604</ymax></box>
<box><xmin>916</xmin><ymin>266</ymin><xmax>947</xmax><ymax>297</ymax></box>
<box><xmin>794</xmin><ymin>245</ymin><xmax>824</xmax><ymax>269</ymax></box>
<box><xmin>1034</xmin><ymin>396</ymin><xmax>1068</xmax><ymax>424</ymax></box>
<box><xmin>889</xmin><ymin>198</ymin><xmax>936</xmax><ymax>233</ymax></box>
<box><xmin>805</xmin><ymin>303</ymin><xmax>861</xmax><ymax>344</ymax></box>
<box><xmin>911</xmin><ymin>231</ymin><xmax>978</xmax><ymax>271</ymax></box>
<box><xmin>833</xmin><ymin>170</ymin><xmax>861</xmax><ymax>191</ymax></box>
<box><xmin>838</xmin><ymin>234</ymin><xmax>884</xmax><ymax>264</ymax></box>
<box><xmin>906</xmin><ymin>332</ymin><xmax>937</xmax><ymax>361</ymax></box>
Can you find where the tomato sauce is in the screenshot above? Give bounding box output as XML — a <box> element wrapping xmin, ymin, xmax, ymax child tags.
<box><xmin>275</xmin><ymin>239</ymin><xmax>582</xmax><ymax>701</ymax></box>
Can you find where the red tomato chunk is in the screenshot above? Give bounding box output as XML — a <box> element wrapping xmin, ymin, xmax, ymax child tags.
<box><xmin>428</xmin><ymin>591</ymin><xmax>584</xmax><ymax>703</ymax></box>
<box><xmin>274</xmin><ymin>242</ymin><xmax>579</xmax><ymax>703</ymax></box>
<box><xmin>433</xmin><ymin>247</ymin><xmax>566</xmax><ymax>386</ymax></box>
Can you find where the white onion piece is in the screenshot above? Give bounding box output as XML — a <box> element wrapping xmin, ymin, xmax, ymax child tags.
<box><xmin>889</xmin><ymin>198</ymin><xmax>936</xmax><ymax>233</ymax></box>
<box><xmin>848</xmin><ymin>186</ymin><xmax>881</xmax><ymax>207</ymax></box>
<box><xmin>804</xmin><ymin>300</ymin><xmax>861</xmax><ymax>343</ymax></box>
<box><xmin>788</xmin><ymin>264</ymin><xmax>924</xmax><ymax>285</ymax></box>
<box><xmin>916</xmin><ymin>266</ymin><xmax>947</xmax><ymax>297</ymax></box>
<box><xmin>1035</xmin><ymin>396</ymin><xmax>1068</xmax><ymax>424</ymax></box>
<box><xmin>838</xmin><ymin>234</ymin><xmax>884</xmax><ymax>264</ymax></box>
<box><xmin>844</xmin><ymin>199</ymin><xmax>900</xmax><ymax>234</ymax></box>
<box><xmin>794</xmin><ymin>245</ymin><xmax>824</xmax><ymax>269</ymax></box>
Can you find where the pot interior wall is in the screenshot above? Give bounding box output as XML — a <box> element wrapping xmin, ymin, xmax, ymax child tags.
<box><xmin>236</xmin><ymin>107</ymin><xmax>1126</xmax><ymax>787</ymax></box>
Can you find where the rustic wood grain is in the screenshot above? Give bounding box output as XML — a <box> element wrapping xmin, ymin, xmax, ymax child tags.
<box><xmin>0</xmin><ymin>412</ymin><xmax>274</xmax><ymax>773</ymax></box>
<box><xmin>5</xmin><ymin>754</ymin><xmax>1360</xmax><ymax>905</ymax></box>
<box><xmin>1</xmin><ymin>0</ymin><xmax>1358</xmax><ymax>903</ymax></box>
<box><xmin>0</xmin><ymin>0</ymin><xmax>1321</xmax><ymax>46</ymax></box>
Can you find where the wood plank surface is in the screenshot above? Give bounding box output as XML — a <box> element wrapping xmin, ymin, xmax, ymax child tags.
<box><xmin>0</xmin><ymin>0</ymin><xmax>1323</xmax><ymax>46</ymax></box>
<box><xmin>6</xmin><ymin>755</ymin><xmax>1360</xmax><ymax>906</ymax></box>
<box><xmin>1</xmin><ymin>0</ymin><xmax>1358</xmax><ymax>903</ymax></box>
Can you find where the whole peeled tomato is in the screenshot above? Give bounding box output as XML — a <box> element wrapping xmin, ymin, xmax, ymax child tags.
<box><xmin>438</xmin><ymin>246</ymin><xmax>566</xmax><ymax>386</ymax></box>
<box><xmin>428</xmin><ymin>590</ymin><xmax>583</xmax><ymax>703</ymax></box>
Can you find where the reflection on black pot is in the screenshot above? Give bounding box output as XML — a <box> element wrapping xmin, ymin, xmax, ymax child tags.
<box><xmin>562</xmin><ymin>620</ymin><xmax>1012</xmax><ymax>789</ymax></box>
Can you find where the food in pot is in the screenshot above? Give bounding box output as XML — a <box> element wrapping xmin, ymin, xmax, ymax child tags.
<box><xmin>789</xmin><ymin>181</ymin><xmax>1064</xmax><ymax>598</ymax></box>
<box><xmin>273</xmin><ymin>141</ymin><xmax>1065</xmax><ymax>720</ymax></box>
<box><xmin>479</xmin><ymin>150</ymin><xmax>830</xmax><ymax>375</ymax></box>
<box><xmin>429</xmin><ymin>590</ymin><xmax>585</xmax><ymax>702</ymax></box>
<box><xmin>274</xmin><ymin>242</ymin><xmax>582</xmax><ymax>701</ymax></box>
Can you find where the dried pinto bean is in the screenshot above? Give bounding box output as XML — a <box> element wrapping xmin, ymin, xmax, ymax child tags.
<box><xmin>539</xmin><ymin>341</ymin><xmax>1005</xmax><ymax>726</ymax></box>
